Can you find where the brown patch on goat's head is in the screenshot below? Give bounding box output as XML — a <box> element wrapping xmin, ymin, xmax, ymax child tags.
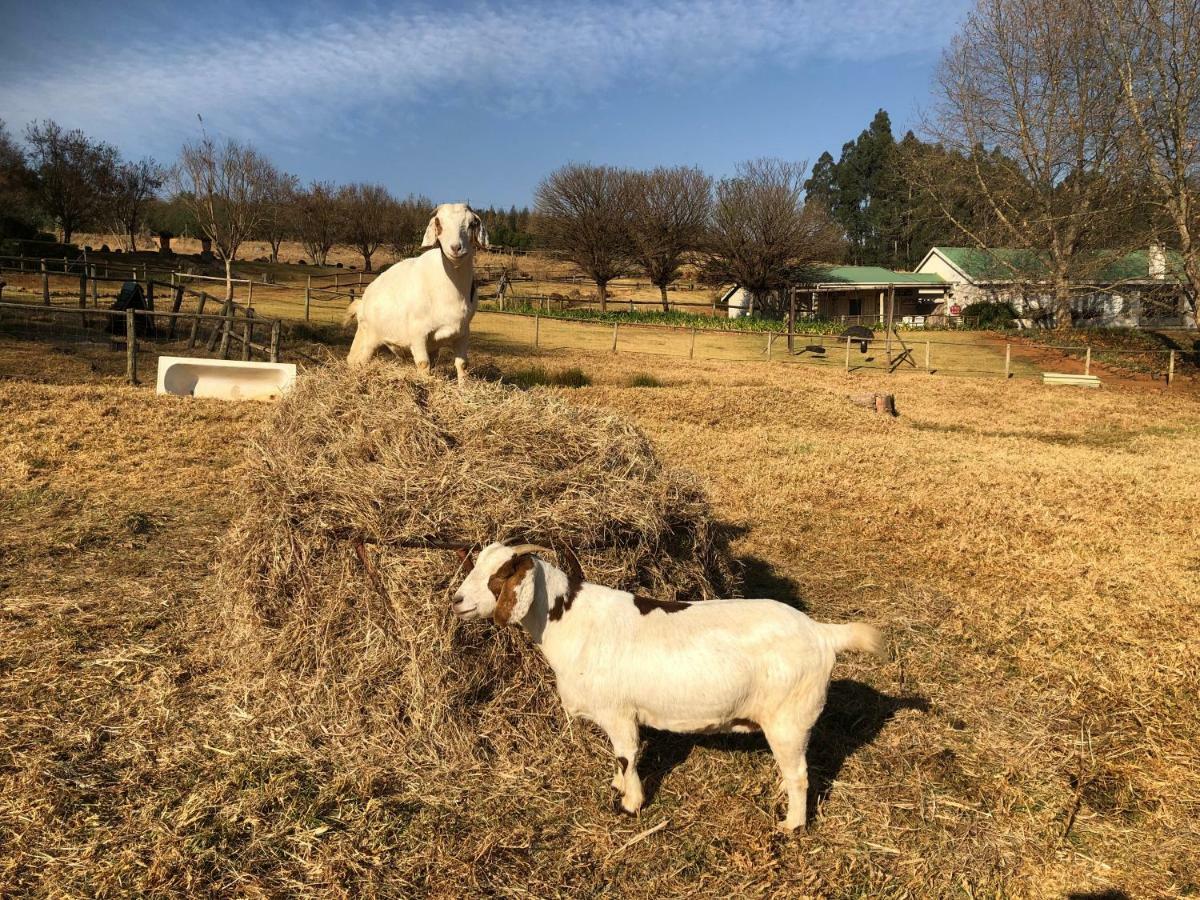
<box><xmin>490</xmin><ymin>554</ymin><xmax>535</xmax><ymax>626</ymax></box>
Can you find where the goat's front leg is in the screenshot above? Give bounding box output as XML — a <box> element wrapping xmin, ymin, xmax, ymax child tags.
<box><xmin>453</xmin><ymin>332</ymin><xmax>470</xmax><ymax>383</ymax></box>
<box><xmin>347</xmin><ymin>327</ymin><xmax>378</xmax><ymax>367</ymax></box>
<box><xmin>598</xmin><ymin>716</ymin><xmax>643</xmax><ymax>815</ymax></box>
<box><xmin>410</xmin><ymin>336</ymin><xmax>431</xmax><ymax>375</ymax></box>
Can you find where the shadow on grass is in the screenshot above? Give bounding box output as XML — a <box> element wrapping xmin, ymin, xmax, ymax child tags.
<box><xmin>636</xmin><ymin>680</ymin><xmax>930</xmax><ymax>823</ymax></box>
<box><xmin>738</xmin><ymin>554</ymin><xmax>807</xmax><ymax>611</ymax></box>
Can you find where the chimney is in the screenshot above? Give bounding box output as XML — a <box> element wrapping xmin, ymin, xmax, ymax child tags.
<box><xmin>1149</xmin><ymin>243</ymin><xmax>1167</xmax><ymax>280</ymax></box>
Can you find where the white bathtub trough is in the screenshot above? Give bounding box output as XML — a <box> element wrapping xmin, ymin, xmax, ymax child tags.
<box><xmin>156</xmin><ymin>356</ymin><xmax>297</xmax><ymax>401</ymax></box>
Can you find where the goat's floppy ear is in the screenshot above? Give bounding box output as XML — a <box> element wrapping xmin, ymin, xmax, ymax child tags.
<box><xmin>494</xmin><ymin>553</ymin><xmax>537</xmax><ymax>626</ymax></box>
<box><xmin>472</xmin><ymin>215</ymin><xmax>489</xmax><ymax>250</ymax></box>
<box><xmin>421</xmin><ymin>214</ymin><xmax>442</xmax><ymax>250</ymax></box>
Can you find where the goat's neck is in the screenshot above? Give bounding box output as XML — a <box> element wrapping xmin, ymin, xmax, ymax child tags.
<box><xmin>519</xmin><ymin>562</ymin><xmax>570</xmax><ymax>646</ymax></box>
<box><xmin>439</xmin><ymin>250</ymin><xmax>475</xmax><ymax>297</ymax></box>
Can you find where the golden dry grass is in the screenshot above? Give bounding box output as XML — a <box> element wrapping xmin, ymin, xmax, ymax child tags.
<box><xmin>1</xmin><ymin>334</ymin><xmax>1199</xmax><ymax>897</ymax></box>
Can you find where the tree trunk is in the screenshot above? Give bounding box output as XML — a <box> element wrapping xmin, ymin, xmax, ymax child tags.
<box><xmin>63</xmin><ymin>225</ymin><xmax>73</xmax><ymax>246</ymax></box>
<box><xmin>270</xmin><ymin>243</ymin><xmax>280</xmax><ymax>265</ymax></box>
<box><xmin>224</xmin><ymin>257</ymin><xmax>234</xmax><ymax>302</ymax></box>
<box><xmin>1052</xmin><ymin>274</ymin><xmax>1072</xmax><ymax>329</ymax></box>
<box><xmin>128</xmin><ymin>229</ymin><xmax>138</xmax><ymax>252</ymax></box>
<box><xmin>659</xmin><ymin>283</ymin><xmax>669</xmax><ymax>313</ymax></box>
<box><xmin>597</xmin><ymin>280</ymin><xmax>608</xmax><ymax>312</ymax></box>
<box><xmin>363</xmin><ymin>250</ymin><xmax>373</xmax><ymax>273</ymax></box>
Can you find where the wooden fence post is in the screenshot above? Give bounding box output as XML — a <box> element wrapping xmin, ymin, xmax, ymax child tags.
<box><xmin>78</xmin><ymin>270</ymin><xmax>87</xmax><ymax>308</ymax></box>
<box><xmin>269</xmin><ymin>319</ymin><xmax>281</xmax><ymax>363</ymax></box>
<box><xmin>925</xmin><ymin>340</ymin><xmax>931</xmax><ymax>373</ymax></box>
<box><xmin>241</xmin><ymin>310</ymin><xmax>253</xmax><ymax>361</ymax></box>
<box><xmin>533</xmin><ymin>313</ymin><xmax>540</xmax><ymax>348</ymax></box>
<box><xmin>247</xmin><ymin>280</ymin><xmax>254</xmax><ymax>308</ymax></box>
<box><xmin>1005</xmin><ymin>342</ymin><xmax>1011</xmax><ymax>379</ymax></box>
<box><xmin>1167</xmin><ymin>350</ymin><xmax>1175</xmax><ymax>386</ymax></box>
<box><xmin>167</xmin><ymin>285</ymin><xmax>185</xmax><ymax>339</ymax></box>
<box><xmin>611</xmin><ymin>322</ymin><xmax>618</xmax><ymax>353</ymax></box>
<box><xmin>126</xmin><ymin>309</ymin><xmax>137</xmax><ymax>384</ymax></box>
<box><xmin>90</xmin><ymin>266</ymin><xmax>98</xmax><ymax>306</ymax></box>
<box><xmin>767</xmin><ymin>332</ymin><xmax>774</xmax><ymax>361</ymax></box>
<box><xmin>209</xmin><ymin>294</ymin><xmax>234</xmax><ymax>354</ymax></box>
<box><xmin>787</xmin><ymin>288</ymin><xmax>795</xmax><ymax>354</ymax></box>
<box><xmin>188</xmin><ymin>293</ymin><xmax>208</xmax><ymax>349</ymax></box>
<box><xmin>845</xmin><ymin>336</ymin><xmax>852</xmax><ymax>374</ymax></box>
<box><xmin>219</xmin><ymin>304</ymin><xmax>234</xmax><ymax>359</ymax></box>
<box><xmin>689</xmin><ymin>327</ymin><xmax>697</xmax><ymax>360</ymax></box>
<box><xmin>305</xmin><ymin>275</ymin><xmax>311</xmax><ymax>321</ymax></box>
<box><xmin>1084</xmin><ymin>346</ymin><xmax>1092</xmax><ymax>376</ymax></box>
<box><xmin>41</xmin><ymin>259</ymin><xmax>49</xmax><ymax>305</ymax></box>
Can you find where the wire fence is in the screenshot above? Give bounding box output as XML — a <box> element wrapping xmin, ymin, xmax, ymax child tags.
<box><xmin>469</xmin><ymin>309</ymin><xmax>1188</xmax><ymax>385</ymax></box>
<box><xmin>0</xmin><ymin>254</ymin><xmax>1193</xmax><ymax>388</ymax></box>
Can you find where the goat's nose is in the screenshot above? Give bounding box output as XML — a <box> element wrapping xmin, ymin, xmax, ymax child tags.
<box><xmin>452</xmin><ymin>591</ymin><xmax>463</xmax><ymax>604</ymax></box>
<box><xmin>450</xmin><ymin>242</ymin><xmax>462</xmax><ymax>253</ymax></box>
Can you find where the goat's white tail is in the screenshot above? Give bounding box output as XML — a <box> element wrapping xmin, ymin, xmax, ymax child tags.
<box><xmin>824</xmin><ymin>622</ymin><xmax>885</xmax><ymax>659</ymax></box>
<box><xmin>342</xmin><ymin>298</ymin><xmax>361</xmax><ymax>327</ymax></box>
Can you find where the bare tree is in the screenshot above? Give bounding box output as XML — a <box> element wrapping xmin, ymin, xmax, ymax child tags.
<box><xmin>923</xmin><ymin>0</ymin><xmax>1133</xmax><ymax>325</ymax></box>
<box><xmin>700</xmin><ymin>159</ymin><xmax>842</xmax><ymax>316</ymax></box>
<box><xmin>259</xmin><ymin>169</ymin><xmax>299</xmax><ymax>264</ymax></box>
<box><xmin>340</xmin><ymin>182</ymin><xmax>394</xmax><ymax>272</ymax></box>
<box><xmin>295</xmin><ymin>180</ymin><xmax>342</xmax><ymax>266</ymax></box>
<box><xmin>535</xmin><ymin>164</ymin><xmax>636</xmax><ymax>310</ymax></box>
<box><xmin>174</xmin><ymin>134</ymin><xmax>276</xmax><ymax>300</ymax></box>
<box><xmin>387</xmin><ymin>194</ymin><xmax>434</xmax><ymax>261</ymax></box>
<box><xmin>0</xmin><ymin>119</ymin><xmax>38</xmax><ymax>239</ymax></box>
<box><xmin>105</xmin><ymin>158</ymin><xmax>165</xmax><ymax>251</ymax></box>
<box><xmin>1097</xmin><ymin>0</ymin><xmax>1200</xmax><ymax>326</ymax></box>
<box><xmin>629</xmin><ymin>166</ymin><xmax>712</xmax><ymax>311</ymax></box>
<box><xmin>24</xmin><ymin>120</ymin><xmax>118</xmax><ymax>245</ymax></box>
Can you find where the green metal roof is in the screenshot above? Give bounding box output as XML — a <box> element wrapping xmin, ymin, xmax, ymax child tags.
<box><xmin>934</xmin><ymin>247</ymin><xmax>1050</xmax><ymax>280</ymax></box>
<box><xmin>1095</xmin><ymin>249</ymin><xmax>1186</xmax><ymax>282</ymax></box>
<box><xmin>807</xmin><ymin>265</ymin><xmax>947</xmax><ymax>285</ymax></box>
<box><xmin>933</xmin><ymin>246</ymin><xmax>1185</xmax><ymax>283</ymax></box>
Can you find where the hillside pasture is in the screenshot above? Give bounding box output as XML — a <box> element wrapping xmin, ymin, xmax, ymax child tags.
<box><xmin>1</xmin><ymin>332</ymin><xmax>1198</xmax><ymax>897</ymax></box>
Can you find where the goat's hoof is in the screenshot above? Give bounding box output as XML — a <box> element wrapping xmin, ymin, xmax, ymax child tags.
<box><xmin>611</xmin><ymin>796</ymin><xmax>640</xmax><ymax>817</ymax></box>
<box><xmin>776</xmin><ymin>820</ymin><xmax>803</xmax><ymax>834</ymax></box>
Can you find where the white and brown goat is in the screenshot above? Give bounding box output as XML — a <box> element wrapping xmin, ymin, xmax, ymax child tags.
<box><xmin>451</xmin><ymin>542</ymin><xmax>884</xmax><ymax>831</ymax></box>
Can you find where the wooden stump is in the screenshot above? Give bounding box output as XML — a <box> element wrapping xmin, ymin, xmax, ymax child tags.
<box><xmin>850</xmin><ymin>392</ymin><xmax>898</xmax><ymax>417</ymax></box>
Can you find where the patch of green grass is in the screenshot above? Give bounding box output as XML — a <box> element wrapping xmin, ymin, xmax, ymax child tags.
<box><xmin>625</xmin><ymin>373</ymin><xmax>665</xmax><ymax>388</ymax></box>
<box><xmin>503</xmin><ymin>365</ymin><xmax>591</xmax><ymax>389</ymax></box>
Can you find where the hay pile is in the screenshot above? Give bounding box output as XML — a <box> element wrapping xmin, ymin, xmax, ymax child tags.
<box><xmin>214</xmin><ymin>361</ymin><xmax>736</xmax><ymax>764</ymax></box>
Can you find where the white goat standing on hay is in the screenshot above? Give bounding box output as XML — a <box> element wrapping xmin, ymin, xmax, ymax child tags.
<box><xmin>344</xmin><ymin>203</ymin><xmax>488</xmax><ymax>381</ymax></box>
<box><xmin>451</xmin><ymin>542</ymin><xmax>884</xmax><ymax>832</ymax></box>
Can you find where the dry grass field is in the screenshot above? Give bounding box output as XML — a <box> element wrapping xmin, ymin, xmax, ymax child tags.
<box><xmin>1</xmin><ymin>326</ymin><xmax>1199</xmax><ymax>897</ymax></box>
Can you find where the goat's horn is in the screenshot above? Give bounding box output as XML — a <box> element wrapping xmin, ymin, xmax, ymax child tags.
<box><xmin>506</xmin><ymin>543</ymin><xmax>552</xmax><ymax>557</ymax></box>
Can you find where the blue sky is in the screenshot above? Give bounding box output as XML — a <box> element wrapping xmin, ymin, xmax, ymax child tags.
<box><xmin>0</xmin><ymin>0</ymin><xmax>970</xmax><ymax>207</ymax></box>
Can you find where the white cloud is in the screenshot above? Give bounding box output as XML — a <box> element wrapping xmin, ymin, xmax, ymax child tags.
<box><xmin>0</xmin><ymin>0</ymin><xmax>965</xmax><ymax>153</ymax></box>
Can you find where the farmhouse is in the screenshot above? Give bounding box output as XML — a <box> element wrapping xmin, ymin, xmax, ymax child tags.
<box><xmin>792</xmin><ymin>266</ymin><xmax>950</xmax><ymax>324</ymax></box>
<box><xmin>915</xmin><ymin>245</ymin><xmax>1190</xmax><ymax>326</ymax></box>
<box><xmin>723</xmin><ymin>267</ymin><xmax>952</xmax><ymax>323</ymax></box>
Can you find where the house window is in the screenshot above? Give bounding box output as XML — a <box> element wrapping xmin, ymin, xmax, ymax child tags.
<box><xmin>849</xmin><ymin>298</ymin><xmax>862</xmax><ymax>316</ymax></box>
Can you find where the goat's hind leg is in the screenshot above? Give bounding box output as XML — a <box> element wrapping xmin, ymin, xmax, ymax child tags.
<box><xmin>763</xmin><ymin>694</ymin><xmax>824</xmax><ymax>832</ymax></box>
